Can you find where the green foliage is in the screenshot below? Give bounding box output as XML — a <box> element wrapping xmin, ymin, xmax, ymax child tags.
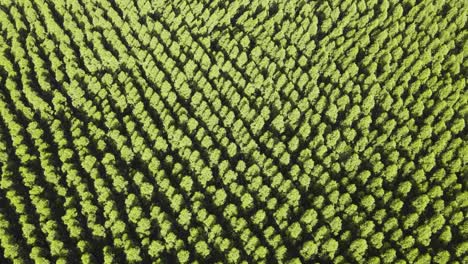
<box><xmin>300</xmin><ymin>240</ymin><xmax>318</xmax><ymax>260</ymax></box>
<box><xmin>0</xmin><ymin>0</ymin><xmax>464</xmax><ymax>263</ymax></box>
<box><xmin>321</xmin><ymin>238</ymin><xmax>338</xmax><ymax>259</ymax></box>
<box><xmin>349</xmin><ymin>239</ymin><xmax>368</xmax><ymax>261</ymax></box>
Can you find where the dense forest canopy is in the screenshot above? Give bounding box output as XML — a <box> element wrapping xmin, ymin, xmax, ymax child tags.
<box><xmin>0</xmin><ymin>0</ymin><xmax>466</xmax><ymax>263</ymax></box>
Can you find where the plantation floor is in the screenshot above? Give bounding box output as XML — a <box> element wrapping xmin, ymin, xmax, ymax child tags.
<box><xmin>0</xmin><ymin>0</ymin><xmax>467</xmax><ymax>263</ymax></box>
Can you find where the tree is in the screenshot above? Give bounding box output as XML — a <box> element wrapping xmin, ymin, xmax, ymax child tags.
<box><xmin>450</xmin><ymin>211</ymin><xmax>464</xmax><ymax>225</ymax></box>
<box><xmin>140</xmin><ymin>182</ymin><xmax>154</xmax><ymax>201</ymax></box>
<box><xmin>326</xmin><ymin>130</ymin><xmax>340</xmax><ymax>148</ymax></box>
<box><xmin>330</xmin><ymin>217</ymin><xmax>342</xmax><ymax>235</ymax></box>
<box><xmin>397</xmin><ymin>181</ymin><xmax>412</xmax><ymax>196</ymax></box>
<box><xmin>349</xmin><ymin>239</ymin><xmax>367</xmax><ymax>261</ymax></box>
<box><xmin>344</xmin><ymin>153</ymin><xmax>361</xmax><ymax>172</ymax></box>
<box><xmin>126</xmin><ymin>246</ymin><xmax>142</xmax><ymax>263</ymax></box>
<box><xmin>383</xmin><ymin>164</ymin><xmax>398</xmax><ymax>183</ymax></box>
<box><xmin>412</xmin><ymin>194</ymin><xmax>430</xmax><ymax>213</ymax></box>
<box><xmin>384</xmin><ymin>217</ymin><xmax>399</xmax><ymax>233</ymax></box>
<box><xmin>241</xmin><ymin>193</ymin><xmax>254</xmax><ymax>211</ymax></box>
<box><xmin>254</xmin><ymin>246</ymin><xmax>267</xmax><ymax>261</ymax></box>
<box><xmin>412</xmin><ymin>169</ymin><xmax>426</xmax><ymax>184</ymax></box>
<box><xmin>325</xmin><ymin>103</ymin><xmax>338</xmax><ymax>123</ymax></box>
<box><xmin>252</xmin><ymin>210</ymin><xmax>266</xmax><ymax>228</ymax></box>
<box><xmin>165</xmin><ymin>230</ymin><xmax>181</xmax><ymax>252</ymax></box>
<box><xmin>288</xmin><ymin>108</ymin><xmax>301</xmax><ymax>128</ymax></box>
<box><xmin>287</xmin><ymin>222</ymin><xmax>302</xmax><ymax>240</ymax></box>
<box><xmin>321</xmin><ymin>238</ymin><xmax>338</xmax><ymax>259</ymax></box>
<box><xmin>322</xmin><ymin>204</ymin><xmax>336</xmax><ymax>220</ymax></box>
<box><xmin>406</xmin><ymin>248</ymin><xmax>420</xmax><ymax>263</ymax></box>
<box><xmin>433</xmin><ymin>250</ymin><xmax>450</xmax><ymax>264</ymax></box>
<box><xmin>357</xmin><ymin>170</ymin><xmax>371</xmax><ymax>185</ymax></box>
<box><xmin>393</xmin><ymin>4</ymin><xmax>404</xmax><ymax>20</ymax></box>
<box><xmin>195</xmin><ymin>240</ymin><xmax>210</xmax><ymax>258</ymax></box>
<box><xmin>245</xmin><ymin>235</ymin><xmax>259</xmax><ymax>254</ymax></box>
<box><xmin>213</xmin><ymin>189</ymin><xmax>227</xmax><ymax>206</ymax></box>
<box><xmin>148</xmin><ymin>240</ymin><xmax>164</xmax><ymax>259</ymax></box>
<box><xmin>177</xmin><ymin>250</ymin><xmax>190</xmax><ymax>263</ymax></box>
<box><xmin>361</xmin><ymin>195</ymin><xmax>375</xmax><ymax>212</ymax></box>
<box><xmin>390</xmin><ymin>199</ymin><xmax>404</xmax><ymax>213</ymax></box>
<box><xmin>275</xmin><ymin>245</ymin><xmax>288</xmax><ymax>261</ymax></box>
<box><xmin>251</xmin><ymin>116</ymin><xmax>265</xmax><ymax>135</ymax></box>
<box><xmin>439</xmin><ymin>226</ymin><xmax>452</xmax><ymax>244</ymax></box>
<box><xmin>416</xmin><ymin>224</ymin><xmax>432</xmax><ymax>246</ymax></box>
<box><xmin>237</xmin><ymin>52</ymin><xmax>248</xmax><ymax>67</ymax></box>
<box><xmin>359</xmin><ymin>92</ymin><xmax>375</xmax><ymax>114</ymax></box>
<box><xmin>360</xmin><ymin>220</ymin><xmax>375</xmax><ymax>238</ymax></box>
<box><xmin>450</xmin><ymin>117</ymin><xmax>465</xmax><ymax>134</ymax></box>
<box><xmin>199</xmin><ymin>167</ymin><xmax>213</xmax><ymax>187</ymax></box>
<box><xmin>136</xmin><ymin>218</ymin><xmax>151</xmax><ymax>237</ymax></box>
<box><xmin>227</xmin><ymin>248</ymin><xmax>240</xmax><ymax>263</ymax></box>
<box><xmin>301</xmin><ymin>209</ymin><xmax>318</xmax><ymax>232</ymax></box>
<box><xmin>414</xmin><ymin>253</ymin><xmax>431</xmax><ymax>264</ymax></box>
<box><xmin>382</xmin><ymin>249</ymin><xmax>396</xmax><ymax>264</ymax></box>
<box><xmin>180</xmin><ymin>176</ymin><xmax>193</xmax><ymax>194</ymax></box>
<box><xmin>398</xmin><ymin>235</ymin><xmax>415</xmax><ymax>250</ymax></box>
<box><xmin>178</xmin><ymin>209</ymin><xmax>192</xmax><ymax>228</ymax></box>
<box><xmin>370</xmin><ymin>232</ymin><xmax>384</xmax><ymax>249</ymax></box>
<box><xmin>272</xmin><ymin>114</ymin><xmax>285</xmax><ymax>134</ymax></box>
<box><xmin>128</xmin><ymin>206</ymin><xmax>143</xmax><ymax>223</ymax></box>
<box><xmin>300</xmin><ymin>240</ymin><xmax>318</xmax><ymax>260</ymax></box>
